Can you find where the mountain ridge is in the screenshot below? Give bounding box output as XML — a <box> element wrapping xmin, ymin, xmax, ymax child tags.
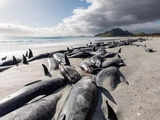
<box><xmin>95</xmin><ymin>28</ymin><xmax>160</xmax><ymax>37</ymax></box>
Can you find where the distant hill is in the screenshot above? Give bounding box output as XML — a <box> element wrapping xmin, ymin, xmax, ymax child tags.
<box><xmin>95</xmin><ymin>28</ymin><xmax>160</xmax><ymax>37</ymax></box>
<box><xmin>95</xmin><ymin>28</ymin><xmax>133</xmax><ymax>37</ymax></box>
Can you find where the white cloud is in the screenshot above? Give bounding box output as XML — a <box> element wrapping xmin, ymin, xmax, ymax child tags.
<box><xmin>124</xmin><ymin>22</ymin><xmax>160</xmax><ymax>33</ymax></box>
<box><xmin>0</xmin><ymin>23</ymin><xmax>53</xmax><ymax>37</ymax></box>
<box><xmin>0</xmin><ymin>0</ymin><xmax>160</xmax><ymax>37</ymax></box>
<box><xmin>0</xmin><ymin>0</ymin><xmax>8</xmax><ymax>8</ymax></box>
<box><xmin>54</xmin><ymin>0</ymin><xmax>160</xmax><ymax>35</ymax></box>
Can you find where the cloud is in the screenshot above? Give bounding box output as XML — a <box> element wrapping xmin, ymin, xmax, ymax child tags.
<box><xmin>55</xmin><ymin>0</ymin><xmax>160</xmax><ymax>35</ymax></box>
<box><xmin>0</xmin><ymin>23</ymin><xmax>50</xmax><ymax>37</ymax></box>
<box><xmin>124</xmin><ymin>22</ymin><xmax>160</xmax><ymax>33</ymax></box>
<box><xmin>0</xmin><ymin>0</ymin><xmax>160</xmax><ymax>37</ymax></box>
<box><xmin>0</xmin><ymin>0</ymin><xmax>8</xmax><ymax>8</ymax></box>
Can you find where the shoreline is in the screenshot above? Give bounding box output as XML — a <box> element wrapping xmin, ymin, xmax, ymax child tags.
<box><xmin>0</xmin><ymin>37</ymin><xmax>160</xmax><ymax>119</ymax></box>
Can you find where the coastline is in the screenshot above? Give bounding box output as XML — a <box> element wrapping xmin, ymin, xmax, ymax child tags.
<box><xmin>0</xmin><ymin>37</ymin><xmax>160</xmax><ymax>119</ymax></box>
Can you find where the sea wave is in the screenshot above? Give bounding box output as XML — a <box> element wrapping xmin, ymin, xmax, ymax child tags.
<box><xmin>0</xmin><ymin>36</ymin><xmax>117</xmax><ymax>58</ymax></box>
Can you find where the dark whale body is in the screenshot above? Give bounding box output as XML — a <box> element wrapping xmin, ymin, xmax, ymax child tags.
<box><xmin>0</xmin><ymin>57</ymin><xmax>21</xmax><ymax>67</ymax></box>
<box><xmin>0</xmin><ymin>94</ymin><xmax>61</xmax><ymax>120</ymax></box>
<box><xmin>0</xmin><ymin>78</ymin><xmax>66</xmax><ymax>117</ymax></box>
<box><xmin>57</xmin><ymin>76</ymin><xmax>98</xmax><ymax>120</ymax></box>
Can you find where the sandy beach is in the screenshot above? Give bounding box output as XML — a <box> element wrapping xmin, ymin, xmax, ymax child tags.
<box><xmin>0</xmin><ymin>37</ymin><xmax>160</xmax><ymax>120</ymax></box>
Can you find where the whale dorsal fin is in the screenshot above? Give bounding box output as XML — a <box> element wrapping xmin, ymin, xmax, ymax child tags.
<box><xmin>23</xmin><ymin>54</ymin><xmax>28</xmax><ymax>64</ymax></box>
<box><xmin>42</xmin><ymin>64</ymin><xmax>52</xmax><ymax>77</ymax></box>
<box><xmin>64</xmin><ymin>54</ymin><xmax>71</xmax><ymax>66</ymax></box>
<box><xmin>28</xmin><ymin>49</ymin><xmax>33</xmax><ymax>58</ymax></box>
<box><xmin>13</xmin><ymin>56</ymin><xmax>18</xmax><ymax>65</ymax></box>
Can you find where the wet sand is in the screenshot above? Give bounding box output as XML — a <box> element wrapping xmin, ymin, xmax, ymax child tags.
<box><xmin>0</xmin><ymin>37</ymin><xmax>160</xmax><ymax>120</ymax></box>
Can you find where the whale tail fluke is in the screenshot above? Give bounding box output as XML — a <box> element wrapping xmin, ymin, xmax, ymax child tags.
<box><xmin>42</xmin><ymin>64</ymin><xmax>52</xmax><ymax>77</ymax></box>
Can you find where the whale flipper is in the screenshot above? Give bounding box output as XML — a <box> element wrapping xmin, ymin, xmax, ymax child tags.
<box><xmin>42</xmin><ymin>64</ymin><xmax>52</xmax><ymax>77</ymax></box>
<box><xmin>98</xmin><ymin>86</ymin><xmax>117</xmax><ymax>105</ymax></box>
<box><xmin>106</xmin><ymin>101</ymin><xmax>118</xmax><ymax>120</ymax></box>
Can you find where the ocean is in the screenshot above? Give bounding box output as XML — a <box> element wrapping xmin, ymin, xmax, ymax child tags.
<box><xmin>0</xmin><ymin>36</ymin><xmax>119</xmax><ymax>58</ymax></box>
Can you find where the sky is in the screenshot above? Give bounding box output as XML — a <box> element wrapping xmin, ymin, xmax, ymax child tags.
<box><xmin>0</xmin><ymin>0</ymin><xmax>160</xmax><ymax>37</ymax></box>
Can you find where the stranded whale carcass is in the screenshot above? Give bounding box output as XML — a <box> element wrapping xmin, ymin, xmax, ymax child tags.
<box><xmin>57</xmin><ymin>76</ymin><xmax>98</xmax><ymax>120</ymax></box>
<box><xmin>96</xmin><ymin>66</ymin><xmax>128</xmax><ymax>91</ymax></box>
<box><xmin>0</xmin><ymin>56</ymin><xmax>21</xmax><ymax>67</ymax></box>
<box><xmin>0</xmin><ymin>78</ymin><xmax>66</xmax><ymax>117</ymax></box>
<box><xmin>0</xmin><ymin>94</ymin><xmax>61</xmax><ymax>120</ymax></box>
